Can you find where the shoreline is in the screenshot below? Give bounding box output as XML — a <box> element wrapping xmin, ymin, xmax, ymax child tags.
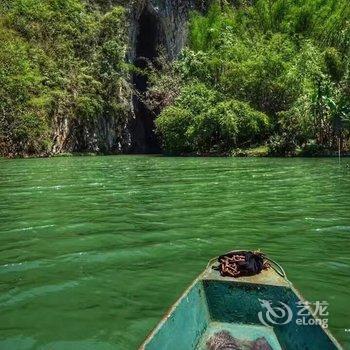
<box><xmin>1</xmin><ymin>149</ymin><xmax>350</xmax><ymax>160</ymax></box>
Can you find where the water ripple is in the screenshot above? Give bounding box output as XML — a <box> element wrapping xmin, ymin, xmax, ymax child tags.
<box><xmin>0</xmin><ymin>156</ymin><xmax>349</xmax><ymax>349</ymax></box>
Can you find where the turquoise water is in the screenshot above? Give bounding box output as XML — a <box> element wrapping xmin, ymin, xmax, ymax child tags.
<box><xmin>0</xmin><ymin>156</ymin><xmax>349</xmax><ymax>349</ymax></box>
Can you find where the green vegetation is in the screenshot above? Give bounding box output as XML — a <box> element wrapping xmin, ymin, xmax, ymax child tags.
<box><xmin>156</xmin><ymin>83</ymin><xmax>269</xmax><ymax>154</ymax></box>
<box><xmin>1</xmin><ymin>0</ymin><xmax>349</xmax><ymax>157</ymax></box>
<box><xmin>151</xmin><ymin>0</ymin><xmax>350</xmax><ymax>155</ymax></box>
<box><xmin>0</xmin><ymin>0</ymin><xmax>129</xmax><ymax>156</ymax></box>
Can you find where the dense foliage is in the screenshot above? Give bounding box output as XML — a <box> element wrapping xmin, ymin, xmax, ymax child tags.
<box><xmin>151</xmin><ymin>0</ymin><xmax>350</xmax><ymax>155</ymax></box>
<box><xmin>156</xmin><ymin>83</ymin><xmax>269</xmax><ymax>154</ymax></box>
<box><xmin>0</xmin><ymin>0</ymin><xmax>129</xmax><ymax>156</ymax></box>
<box><xmin>1</xmin><ymin>0</ymin><xmax>350</xmax><ymax>157</ymax></box>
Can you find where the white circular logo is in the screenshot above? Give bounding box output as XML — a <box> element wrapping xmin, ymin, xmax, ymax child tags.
<box><xmin>258</xmin><ymin>299</ymin><xmax>293</xmax><ymax>326</ymax></box>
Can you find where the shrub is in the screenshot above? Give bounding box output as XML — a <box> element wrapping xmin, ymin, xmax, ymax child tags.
<box><xmin>268</xmin><ymin>134</ymin><xmax>297</xmax><ymax>156</ymax></box>
<box><xmin>175</xmin><ymin>82</ymin><xmax>220</xmax><ymax>116</ymax></box>
<box><xmin>155</xmin><ymin>106</ymin><xmax>194</xmax><ymax>154</ymax></box>
<box><xmin>192</xmin><ymin>102</ymin><xmax>239</xmax><ymax>153</ymax></box>
<box><xmin>300</xmin><ymin>143</ymin><xmax>328</xmax><ymax>156</ymax></box>
<box><xmin>155</xmin><ymin>82</ymin><xmax>270</xmax><ymax>154</ymax></box>
<box><xmin>224</xmin><ymin>100</ymin><xmax>270</xmax><ymax>144</ymax></box>
<box><xmin>324</xmin><ymin>47</ymin><xmax>344</xmax><ymax>82</ymax></box>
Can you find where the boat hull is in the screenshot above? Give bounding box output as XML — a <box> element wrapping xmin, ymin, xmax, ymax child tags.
<box><xmin>140</xmin><ymin>260</ymin><xmax>342</xmax><ymax>350</ymax></box>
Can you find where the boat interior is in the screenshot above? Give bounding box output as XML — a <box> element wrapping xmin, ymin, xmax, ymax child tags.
<box><xmin>141</xmin><ymin>263</ymin><xmax>340</xmax><ymax>350</ymax></box>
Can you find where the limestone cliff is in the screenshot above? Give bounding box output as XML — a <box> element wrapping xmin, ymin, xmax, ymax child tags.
<box><xmin>128</xmin><ymin>0</ymin><xmax>197</xmax><ymax>153</ymax></box>
<box><xmin>48</xmin><ymin>0</ymin><xmax>199</xmax><ymax>156</ymax></box>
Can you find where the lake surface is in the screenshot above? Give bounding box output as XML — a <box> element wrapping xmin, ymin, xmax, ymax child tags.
<box><xmin>0</xmin><ymin>156</ymin><xmax>349</xmax><ymax>349</ymax></box>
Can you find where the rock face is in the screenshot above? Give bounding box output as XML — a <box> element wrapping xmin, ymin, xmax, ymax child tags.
<box><xmin>49</xmin><ymin>96</ymin><xmax>132</xmax><ymax>156</ymax></box>
<box><xmin>128</xmin><ymin>0</ymin><xmax>195</xmax><ymax>62</ymax></box>
<box><xmin>51</xmin><ymin>113</ymin><xmax>131</xmax><ymax>155</ymax></box>
<box><xmin>128</xmin><ymin>0</ymin><xmax>197</xmax><ymax>153</ymax></box>
<box><xmin>51</xmin><ymin>0</ymin><xmax>199</xmax><ymax>155</ymax></box>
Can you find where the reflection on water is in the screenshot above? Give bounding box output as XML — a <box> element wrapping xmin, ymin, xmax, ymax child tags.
<box><xmin>0</xmin><ymin>156</ymin><xmax>349</xmax><ymax>349</ymax></box>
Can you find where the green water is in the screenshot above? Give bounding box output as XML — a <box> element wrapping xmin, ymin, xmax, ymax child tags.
<box><xmin>0</xmin><ymin>156</ymin><xmax>349</xmax><ymax>349</ymax></box>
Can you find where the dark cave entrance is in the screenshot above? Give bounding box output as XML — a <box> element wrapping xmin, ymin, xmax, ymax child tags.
<box><xmin>132</xmin><ymin>7</ymin><xmax>161</xmax><ymax>153</ymax></box>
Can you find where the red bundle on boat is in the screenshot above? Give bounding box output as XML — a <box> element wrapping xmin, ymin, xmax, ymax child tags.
<box><xmin>217</xmin><ymin>251</ymin><xmax>270</xmax><ymax>278</ymax></box>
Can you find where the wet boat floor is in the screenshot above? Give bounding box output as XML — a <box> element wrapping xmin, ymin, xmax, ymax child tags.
<box><xmin>196</xmin><ymin>322</ymin><xmax>282</xmax><ymax>350</ymax></box>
